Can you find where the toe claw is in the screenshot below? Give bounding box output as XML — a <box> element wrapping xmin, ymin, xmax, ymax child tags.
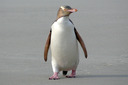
<box><xmin>66</xmin><ymin>75</ymin><xmax>76</xmax><ymax>78</ymax></box>
<box><xmin>49</xmin><ymin>78</ymin><xmax>60</xmax><ymax>80</ymax></box>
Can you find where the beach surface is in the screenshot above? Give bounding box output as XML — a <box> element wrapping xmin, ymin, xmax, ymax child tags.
<box><xmin>0</xmin><ymin>0</ymin><xmax>128</xmax><ymax>85</ymax></box>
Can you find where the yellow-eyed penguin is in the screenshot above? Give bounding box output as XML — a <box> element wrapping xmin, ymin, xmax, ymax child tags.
<box><xmin>44</xmin><ymin>5</ymin><xmax>87</xmax><ymax>80</ymax></box>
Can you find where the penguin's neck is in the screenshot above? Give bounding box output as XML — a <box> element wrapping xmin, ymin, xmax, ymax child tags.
<box><xmin>57</xmin><ymin>16</ymin><xmax>69</xmax><ymax>23</ymax></box>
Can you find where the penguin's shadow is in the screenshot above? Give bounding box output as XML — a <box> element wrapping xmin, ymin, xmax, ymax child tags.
<box><xmin>77</xmin><ymin>74</ymin><xmax>128</xmax><ymax>78</ymax></box>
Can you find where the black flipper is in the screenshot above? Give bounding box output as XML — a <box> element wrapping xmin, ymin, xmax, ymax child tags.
<box><xmin>44</xmin><ymin>30</ymin><xmax>51</xmax><ymax>62</ymax></box>
<box><xmin>74</xmin><ymin>28</ymin><xmax>88</xmax><ymax>58</ymax></box>
<box><xmin>63</xmin><ymin>71</ymin><xmax>68</xmax><ymax>75</ymax></box>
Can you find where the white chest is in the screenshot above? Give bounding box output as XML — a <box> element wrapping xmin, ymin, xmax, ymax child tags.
<box><xmin>51</xmin><ymin>17</ymin><xmax>78</xmax><ymax>55</ymax></box>
<box><xmin>50</xmin><ymin>17</ymin><xmax>79</xmax><ymax>70</ymax></box>
<box><xmin>51</xmin><ymin>17</ymin><xmax>76</xmax><ymax>44</ymax></box>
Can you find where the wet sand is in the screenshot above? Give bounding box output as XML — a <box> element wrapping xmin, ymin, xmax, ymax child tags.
<box><xmin>0</xmin><ymin>0</ymin><xmax>128</xmax><ymax>85</ymax></box>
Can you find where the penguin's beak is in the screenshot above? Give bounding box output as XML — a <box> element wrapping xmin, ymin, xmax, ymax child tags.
<box><xmin>67</xmin><ymin>8</ymin><xmax>78</xmax><ymax>13</ymax></box>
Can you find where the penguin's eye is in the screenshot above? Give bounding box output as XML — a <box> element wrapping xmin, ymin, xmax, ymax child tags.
<box><xmin>61</xmin><ymin>6</ymin><xmax>67</xmax><ymax>11</ymax></box>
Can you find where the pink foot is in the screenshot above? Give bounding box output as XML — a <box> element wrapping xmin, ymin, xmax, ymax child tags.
<box><xmin>49</xmin><ymin>72</ymin><xmax>60</xmax><ymax>80</ymax></box>
<box><xmin>66</xmin><ymin>70</ymin><xmax>76</xmax><ymax>78</ymax></box>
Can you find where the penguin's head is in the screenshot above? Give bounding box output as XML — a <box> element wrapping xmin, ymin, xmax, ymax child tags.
<box><xmin>57</xmin><ymin>5</ymin><xmax>77</xmax><ymax>19</ymax></box>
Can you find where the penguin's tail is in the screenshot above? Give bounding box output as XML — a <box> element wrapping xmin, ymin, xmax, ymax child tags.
<box><xmin>63</xmin><ymin>71</ymin><xmax>68</xmax><ymax>75</ymax></box>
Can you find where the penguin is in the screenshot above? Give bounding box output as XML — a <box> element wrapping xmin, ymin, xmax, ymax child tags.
<box><xmin>44</xmin><ymin>5</ymin><xmax>87</xmax><ymax>80</ymax></box>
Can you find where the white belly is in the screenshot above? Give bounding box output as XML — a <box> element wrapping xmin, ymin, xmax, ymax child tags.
<box><xmin>51</xmin><ymin>17</ymin><xmax>79</xmax><ymax>71</ymax></box>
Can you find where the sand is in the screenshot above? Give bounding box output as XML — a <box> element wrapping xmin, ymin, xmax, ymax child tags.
<box><xmin>0</xmin><ymin>0</ymin><xmax>128</xmax><ymax>85</ymax></box>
